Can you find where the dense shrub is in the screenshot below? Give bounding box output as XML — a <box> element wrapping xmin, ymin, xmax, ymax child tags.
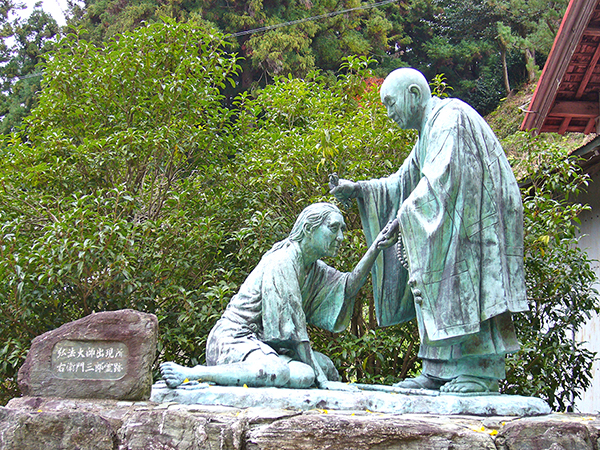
<box><xmin>502</xmin><ymin>133</ymin><xmax>598</xmax><ymax>411</ymax></box>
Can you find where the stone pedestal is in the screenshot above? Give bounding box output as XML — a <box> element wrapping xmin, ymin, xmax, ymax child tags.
<box><xmin>151</xmin><ymin>381</ymin><xmax>551</xmax><ymax>416</ymax></box>
<box><xmin>1</xmin><ymin>396</ymin><xmax>598</xmax><ymax>450</ymax></box>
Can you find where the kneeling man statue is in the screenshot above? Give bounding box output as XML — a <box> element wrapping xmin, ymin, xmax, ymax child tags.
<box><xmin>161</xmin><ymin>202</ymin><xmax>398</xmax><ymax>391</ymax></box>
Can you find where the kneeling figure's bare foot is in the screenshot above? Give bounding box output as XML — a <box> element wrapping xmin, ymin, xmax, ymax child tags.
<box><xmin>160</xmin><ymin>361</ymin><xmax>195</xmax><ymax>388</ymax></box>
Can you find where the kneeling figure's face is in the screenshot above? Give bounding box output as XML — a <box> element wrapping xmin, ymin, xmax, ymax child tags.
<box><xmin>311</xmin><ymin>212</ymin><xmax>346</xmax><ymax>258</ymax></box>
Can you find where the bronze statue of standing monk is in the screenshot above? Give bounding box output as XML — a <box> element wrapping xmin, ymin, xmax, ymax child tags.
<box><xmin>330</xmin><ymin>68</ymin><xmax>528</xmax><ymax>394</ymax></box>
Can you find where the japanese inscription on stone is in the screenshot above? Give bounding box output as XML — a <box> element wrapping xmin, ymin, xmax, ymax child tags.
<box><xmin>52</xmin><ymin>340</ymin><xmax>128</xmax><ymax>380</ymax></box>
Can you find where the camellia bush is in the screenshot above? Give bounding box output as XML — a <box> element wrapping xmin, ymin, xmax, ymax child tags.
<box><xmin>0</xmin><ymin>19</ymin><xmax>596</xmax><ymax>411</ymax></box>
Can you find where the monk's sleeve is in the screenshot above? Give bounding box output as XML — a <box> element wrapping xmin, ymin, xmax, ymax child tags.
<box><xmin>400</xmin><ymin>108</ymin><xmax>482</xmax><ymax>341</ymax></box>
<box><xmin>355</xmin><ymin>153</ymin><xmax>419</xmax><ymax>327</ymax></box>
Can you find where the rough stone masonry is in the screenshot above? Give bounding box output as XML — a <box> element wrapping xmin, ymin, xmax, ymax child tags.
<box><xmin>1</xmin><ymin>397</ymin><xmax>599</xmax><ymax>450</ymax></box>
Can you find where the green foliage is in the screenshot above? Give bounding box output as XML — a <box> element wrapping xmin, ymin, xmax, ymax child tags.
<box><xmin>0</xmin><ymin>19</ymin><xmax>242</xmax><ymax>403</ymax></box>
<box><xmin>246</xmin><ymin>28</ymin><xmax>316</xmax><ymax>78</ymax></box>
<box><xmin>501</xmin><ymin>133</ymin><xmax>599</xmax><ymax>411</ymax></box>
<box><xmin>429</xmin><ymin>73</ymin><xmax>453</xmax><ymax>99</ymax></box>
<box><xmin>312</xmin><ymin>324</ymin><xmax>421</xmax><ymax>385</ymax></box>
<box><xmin>68</xmin><ymin>0</ymin><xmax>403</xmax><ymax>89</ymax></box>
<box><xmin>0</xmin><ymin>5</ymin><xmax>59</xmax><ymax>133</ymax></box>
<box><xmin>210</xmin><ymin>56</ymin><xmax>421</xmax><ymax>383</ymax></box>
<box><xmin>0</xmin><ymin>0</ymin><xmax>572</xmax><ymax>134</ymax></box>
<box><xmin>61</xmin><ymin>0</ymin><xmax>569</xmax><ymax>114</ymax></box>
<box><xmin>394</xmin><ymin>0</ymin><xmax>567</xmax><ymax>114</ymax></box>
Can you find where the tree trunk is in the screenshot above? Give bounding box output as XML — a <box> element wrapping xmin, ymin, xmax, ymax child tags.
<box><xmin>501</xmin><ymin>48</ymin><xmax>511</xmax><ymax>95</ymax></box>
<box><xmin>525</xmin><ymin>47</ymin><xmax>536</xmax><ymax>83</ymax></box>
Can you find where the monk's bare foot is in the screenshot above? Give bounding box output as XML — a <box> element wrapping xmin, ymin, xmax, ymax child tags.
<box><xmin>394</xmin><ymin>374</ymin><xmax>447</xmax><ymax>390</ymax></box>
<box><xmin>160</xmin><ymin>361</ymin><xmax>196</xmax><ymax>388</ymax></box>
<box><xmin>440</xmin><ymin>375</ymin><xmax>499</xmax><ymax>394</ymax></box>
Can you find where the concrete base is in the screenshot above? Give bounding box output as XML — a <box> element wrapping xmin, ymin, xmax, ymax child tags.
<box><xmin>151</xmin><ymin>381</ymin><xmax>551</xmax><ymax>416</ymax></box>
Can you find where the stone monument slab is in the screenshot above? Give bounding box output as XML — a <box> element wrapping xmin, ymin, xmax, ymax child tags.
<box><xmin>18</xmin><ymin>309</ymin><xmax>157</xmax><ymax>400</ymax></box>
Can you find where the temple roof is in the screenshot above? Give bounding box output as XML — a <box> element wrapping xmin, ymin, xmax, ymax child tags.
<box><xmin>521</xmin><ymin>0</ymin><xmax>600</xmax><ymax>134</ymax></box>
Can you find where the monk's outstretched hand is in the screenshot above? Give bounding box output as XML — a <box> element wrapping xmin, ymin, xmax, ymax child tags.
<box><xmin>328</xmin><ymin>173</ymin><xmax>361</xmax><ymax>206</ymax></box>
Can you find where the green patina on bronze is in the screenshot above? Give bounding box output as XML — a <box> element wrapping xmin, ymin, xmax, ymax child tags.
<box><xmin>331</xmin><ymin>68</ymin><xmax>528</xmax><ymax>394</ymax></box>
<box><xmin>161</xmin><ymin>203</ymin><xmax>398</xmax><ymax>391</ymax></box>
<box><xmin>161</xmin><ymin>68</ymin><xmax>528</xmax><ymax>396</ymax></box>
